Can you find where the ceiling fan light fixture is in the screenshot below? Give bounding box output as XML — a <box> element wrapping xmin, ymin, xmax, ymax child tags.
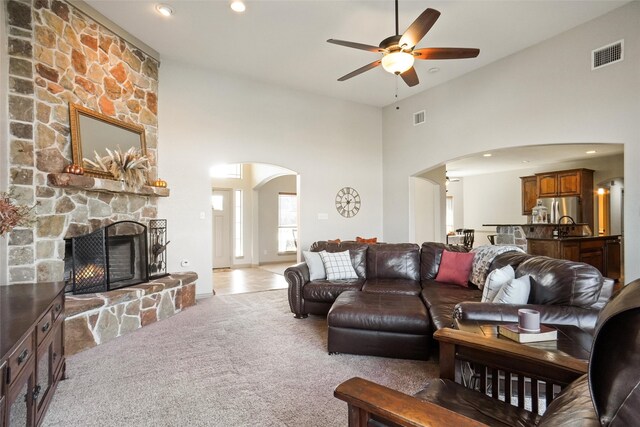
<box><xmin>230</xmin><ymin>0</ymin><xmax>246</xmax><ymax>13</ymax></box>
<box><xmin>381</xmin><ymin>51</ymin><xmax>414</xmax><ymax>75</ymax></box>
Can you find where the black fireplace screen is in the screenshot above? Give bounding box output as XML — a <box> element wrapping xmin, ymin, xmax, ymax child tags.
<box><xmin>66</xmin><ymin>221</ymin><xmax>149</xmax><ymax>294</ymax></box>
<box><xmin>148</xmin><ymin>219</ymin><xmax>169</xmax><ymax>279</ymax></box>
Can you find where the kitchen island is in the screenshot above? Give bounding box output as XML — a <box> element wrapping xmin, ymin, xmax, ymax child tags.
<box><xmin>482</xmin><ymin>223</ymin><xmax>592</xmax><ymax>251</ymax></box>
<box><xmin>483</xmin><ymin>223</ymin><xmax>621</xmax><ymax>280</ymax></box>
<box><xmin>527</xmin><ymin>235</ymin><xmax>621</xmax><ymax>280</ymax></box>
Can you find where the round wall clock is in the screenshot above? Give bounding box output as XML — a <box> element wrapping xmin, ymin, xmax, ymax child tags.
<box><xmin>335</xmin><ymin>187</ymin><xmax>361</xmax><ymax>218</ymax></box>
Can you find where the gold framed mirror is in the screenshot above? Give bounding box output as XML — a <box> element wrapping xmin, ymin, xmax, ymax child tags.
<box><xmin>69</xmin><ymin>103</ymin><xmax>147</xmax><ymax>180</ymax></box>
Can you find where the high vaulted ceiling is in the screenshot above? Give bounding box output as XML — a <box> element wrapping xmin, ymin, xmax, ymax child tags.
<box><xmin>446</xmin><ymin>143</ymin><xmax>624</xmax><ymax>177</ymax></box>
<box><xmin>85</xmin><ymin>1</ymin><xmax>627</xmax><ymax>107</ymax></box>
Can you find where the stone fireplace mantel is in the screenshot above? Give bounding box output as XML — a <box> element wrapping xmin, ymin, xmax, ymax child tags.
<box><xmin>48</xmin><ymin>173</ymin><xmax>170</xmax><ymax>197</ymax></box>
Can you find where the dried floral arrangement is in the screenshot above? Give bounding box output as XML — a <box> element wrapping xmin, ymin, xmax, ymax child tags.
<box><xmin>0</xmin><ymin>192</ymin><xmax>36</xmax><ymax>237</ymax></box>
<box><xmin>84</xmin><ymin>146</ymin><xmax>150</xmax><ymax>189</ymax></box>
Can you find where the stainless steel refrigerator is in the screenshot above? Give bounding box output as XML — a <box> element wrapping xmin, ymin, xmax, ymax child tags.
<box><xmin>539</xmin><ymin>197</ymin><xmax>581</xmax><ymax>223</ymax></box>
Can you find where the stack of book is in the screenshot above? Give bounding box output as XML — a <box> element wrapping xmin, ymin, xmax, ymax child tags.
<box><xmin>498</xmin><ymin>324</ymin><xmax>558</xmax><ymax>343</ymax></box>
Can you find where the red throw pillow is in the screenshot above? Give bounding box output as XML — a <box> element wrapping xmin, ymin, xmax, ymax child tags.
<box><xmin>435</xmin><ymin>250</ymin><xmax>475</xmax><ymax>287</ymax></box>
<box><xmin>356</xmin><ymin>236</ymin><xmax>377</xmax><ymax>244</ymax></box>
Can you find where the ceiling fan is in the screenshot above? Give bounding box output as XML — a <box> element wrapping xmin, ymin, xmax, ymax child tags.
<box><xmin>327</xmin><ymin>1</ymin><xmax>480</xmax><ymax>87</ymax></box>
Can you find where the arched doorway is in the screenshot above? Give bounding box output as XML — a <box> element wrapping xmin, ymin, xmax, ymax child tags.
<box><xmin>410</xmin><ymin>143</ymin><xmax>624</xmax><ymax>257</ymax></box>
<box><xmin>210</xmin><ymin>162</ymin><xmax>299</xmax><ymax>271</ymax></box>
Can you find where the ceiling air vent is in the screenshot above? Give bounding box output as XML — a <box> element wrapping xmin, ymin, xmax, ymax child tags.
<box><xmin>592</xmin><ymin>40</ymin><xmax>623</xmax><ymax>70</ymax></box>
<box><xmin>413</xmin><ymin>110</ymin><xmax>425</xmax><ymax>126</ymax></box>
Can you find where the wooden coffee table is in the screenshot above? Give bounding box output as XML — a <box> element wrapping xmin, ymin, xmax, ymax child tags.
<box><xmin>434</xmin><ymin>321</ymin><xmax>591</xmax><ymax>414</ymax></box>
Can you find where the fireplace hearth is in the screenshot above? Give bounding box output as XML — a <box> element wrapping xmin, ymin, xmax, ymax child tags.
<box><xmin>65</xmin><ymin>221</ymin><xmax>151</xmax><ymax>294</ymax></box>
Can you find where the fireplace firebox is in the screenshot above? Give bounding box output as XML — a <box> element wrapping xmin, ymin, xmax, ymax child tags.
<box><xmin>65</xmin><ymin>221</ymin><xmax>149</xmax><ymax>294</ymax></box>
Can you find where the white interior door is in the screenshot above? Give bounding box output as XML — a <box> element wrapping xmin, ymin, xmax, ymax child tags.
<box><xmin>212</xmin><ymin>189</ymin><xmax>232</xmax><ymax>268</ymax></box>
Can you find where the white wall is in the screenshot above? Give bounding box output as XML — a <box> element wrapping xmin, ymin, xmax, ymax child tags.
<box><xmin>258</xmin><ymin>175</ymin><xmax>297</xmax><ymax>263</ymax></box>
<box><xmin>158</xmin><ymin>63</ymin><xmax>383</xmax><ymax>295</ymax></box>
<box><xmin>382</xmin><ymin>3</ymin><xmax>640</xmax><ymax>283</ymax></box>
<box><xmin>411</xmin><ymin>165</ymin><xmax>446</xmax><ymax>243</ymax></box>
<box><xmin>411</xmin><ymin>178</ymin><xmax>439</xmax><ymax>244</ymax></box>
<box><xmin>447</xmin><ymin>180</ymin><xmax>464</xmax><ymax>231</ymax></box>
<box><xmin>251</xmin><ymin>163</ymin><xmax>293</xmax><ymax>188</ymax></box>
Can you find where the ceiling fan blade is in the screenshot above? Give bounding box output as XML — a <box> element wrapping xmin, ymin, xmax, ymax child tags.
<box><xmin>337</xmin><ymin>60</ymin><xmax>382</xmax><ymax>81</ymax></box>
<box><xmin>399</xmin><ymin>8</ymin><xmax>440</xmax><ymax>49</ymax></box>
<box><xmin>400</xmin><ymin>67</ymin><xmax>419</xmax><ymax>87</ymax></box>
<box><xmin>413</xmin><ymin>47</ymin><xmax>480</xmax><ymax>60</ymax></box>
<box><xmin>327</xmin><ymin>39</ymin><xmax>382</xmax><ymax>53</ymax></box>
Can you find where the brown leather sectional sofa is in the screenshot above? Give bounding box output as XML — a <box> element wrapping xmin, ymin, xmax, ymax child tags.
<box><xmin>285</xmin><ymin>241</ymin><xmax>613</xmax><ymax>359</ymax></box>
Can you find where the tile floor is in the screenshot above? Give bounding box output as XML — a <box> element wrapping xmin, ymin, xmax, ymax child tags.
<box><xmin>213</xmin><ymin>263</ymin><xmax>294</xmax><ymax>295</ymax></box>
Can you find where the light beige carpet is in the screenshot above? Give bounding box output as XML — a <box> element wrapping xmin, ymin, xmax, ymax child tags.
<box><xmin>43</xmin><ymin>289</ymin><xmax>438</xmax><ymax>427</ymax></box>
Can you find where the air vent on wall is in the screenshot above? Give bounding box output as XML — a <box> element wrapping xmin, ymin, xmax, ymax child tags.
<box><xmin>413</xmin><ymin>110</ymin><xmax>425</xmax><ymax>126</ymax></box>
<box><xmin>592</xmin><ymin>40</ymin><xmax>623</xmax><ymax>70</ymax></box>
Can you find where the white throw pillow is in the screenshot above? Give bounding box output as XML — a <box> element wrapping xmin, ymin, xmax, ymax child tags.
<box><xmin>303</xmin><ymin>251</ymin><xmax>326</xmax><ymax>281</ymax></box>
<box><xmin>318</xmin><ymin>250</ymin><xmax>358</xmax><ymax>280</ymax></box>
<box><xmin>481</xmin><ymin>265</ymin><xmax>515</xmax><ymax>302</ymax></box>
<box><xmin>493</xmin><ymin>275</ymin><xmax>531</xmax><ymax>305</ymax></box>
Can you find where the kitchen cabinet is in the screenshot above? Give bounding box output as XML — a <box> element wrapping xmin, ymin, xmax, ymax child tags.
<box><xmin>537</xmin><ymin>173</ymin><xmax>558</xmax><ymax>197</ymax></box>
<box><xmin>527</xmin><ymin>239</ymin><xmax>580</xmax><ymax>262</ymax></box>
<box><xmin>520</xmin><ymin>176</ymin><xmax>538</xmax><ymax>215</ymax></box>
<box><xmin>535</xmin><ymin>169</ymin><xmax>592</xmax><ymax>198</ymax></box>
<box><xmin>557</xmin><ymin>170</ymin><xmax>583</xmax><ymax>196</ymax></box>
<box><xmin>1</xmin><ymin>283</ymin><xmax>65</xmax><ymax>427</ymax></box>
<box><xmin>527</xmin><ymin>236</ymin><xmax>621</xmax><ymax>279</ymax></box>
<box><xmin>579</xmin><ymin>239</ymin><xmax>605</xmax><ymax>274</ymax></box>
<box><xmin>520</xmin><ymin>168</ymin><xmax>594</xmax><ymax>229</ymax></box>
<box><xmin>605</xmin><ymin>239</ymin><xmax>622</xmax><ymax>280</ymax></box>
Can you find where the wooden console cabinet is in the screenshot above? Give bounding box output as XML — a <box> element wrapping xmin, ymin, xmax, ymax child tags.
<box><xmin>527</xmin><ymin>236</ymin><xmax>621</xmax><ymax>280</ymax></box>
<box><xmin>1</xmin><ymin>282</ymin><xmax>65</xmax><ymax>427</ymax></box>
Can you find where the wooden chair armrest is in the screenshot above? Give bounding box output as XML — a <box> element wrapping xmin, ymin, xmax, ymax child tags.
<box><xmin>334</xmin><ymin>377</ymin><xmax>489</xmax><ymax>427</ymax></box>
<box><xmin>434</xmin><ymin>328</ymin><xmax>587</xmax><ymax>377</ymax></box>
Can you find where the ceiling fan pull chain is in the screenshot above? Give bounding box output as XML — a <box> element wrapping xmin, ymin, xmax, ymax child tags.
<box><xmin>395</xmin><ymin>0</ymin><xmax>399</xmax><ymax>36</ymax></box>
<box><xmin>395</xmin><ymin>76</ymin><xmax>398</xmax><ymax>100</ymax></box>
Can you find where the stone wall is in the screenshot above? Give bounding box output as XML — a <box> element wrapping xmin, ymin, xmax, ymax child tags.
<box><xmin>5</xmin><ymin>0</ymin><xmax>160</xmax><ymax>284</ymax></box>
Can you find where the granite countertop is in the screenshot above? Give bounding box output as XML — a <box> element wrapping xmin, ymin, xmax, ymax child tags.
<box><xmin>483</xmin><ymin>223</ymin><xmax>590</xmax><ymax>227</ymax></box>
<box><xmin>527</xmin><ymin>235</ymin><xmax>621</xmax><ymax>241</ymax></box>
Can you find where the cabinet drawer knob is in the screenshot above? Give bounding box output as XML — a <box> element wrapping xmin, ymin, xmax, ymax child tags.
<box><xmin>41</xmin><ymin>322</ymin><xmax>51</xmax><ymax>333</ymax></box>
<box><xmin>55</xmin><ymin>303</ymin><xmax>62</xmax><ymax>312</ymax></box>
<box><xmin>17</xmin><ymin>348</ymin><xmax>29</xmax><ymax>364</ymax></box>
<box><xmin>33</xmin><ymin>385</ymin><xmax>42</xmax><ymax>400</ymax></box>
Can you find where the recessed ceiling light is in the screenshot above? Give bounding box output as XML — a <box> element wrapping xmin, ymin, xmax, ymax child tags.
<box><xmin>483</xmin><ymin>153</ymin><xmax>492</xmax><ymax>157</ymax></box>
<box><xmin>230</xmin><ymin>0</ymin><xmax>246</xmax><ymax>13</ymax></box>
<box><xmin>428</xmin><ymin>67</ymin><xmax>440</xmax><ymax>73</ymax></box>
<box><xmin>586</xmin><ymin>150</ymin><xmax>597</xmax><ymax>154</ymax></box>
<box><xmin>522</xmin><ymin>160</ymin><xmax>530</xmax><ymax>163</ymax></box>
<box><xmin>155</xmin><ymin>4</ymin><xmax>173</xmax><ymax>17</ymax></box>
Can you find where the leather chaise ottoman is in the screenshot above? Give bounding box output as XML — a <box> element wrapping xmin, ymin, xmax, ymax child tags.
<box><xmin>327</xmin><ymin>291</ymin><xmax>431</xmax><ymax>360</ymax></box>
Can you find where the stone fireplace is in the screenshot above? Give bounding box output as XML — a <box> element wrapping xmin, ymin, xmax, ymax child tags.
<box><xmin>5</xmin><ymin>0</ymin><xmax>160</xmax><ymax>284</ymax></box>
<box><xmin>4</xmin><ymin>0</ymin><xmax>198</xmax><ymax>357</ymax></box>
